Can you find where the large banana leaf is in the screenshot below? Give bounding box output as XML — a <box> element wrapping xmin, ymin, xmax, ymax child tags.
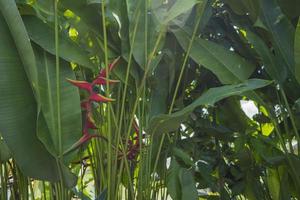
<box><xmin>0</xmin><ymin>0</ymin><xmax>80</xmax><ymax>185</ymax></box>
<box><xmin>33</xmin><ymin>44</ymin><xmax>82</xmax><ymax>158</ymax></box>
<box><xmin>0</xmin><ymin>13</ymin><xmax>60</xmax><ymax>181</ymax></box>
<box><xmin>174</xmin><ymin>28</ymin><xmax>256</xmax><ymax>84</ymax></box>
<box><xmin>23</xmin><ymin>16</ymin><xmax>96</xmax><ymax>70</ymax></box>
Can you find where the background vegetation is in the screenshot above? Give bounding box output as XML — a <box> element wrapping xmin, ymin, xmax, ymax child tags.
<box><xmin>0</xmin><ymin>0</ymin><xmax>300</xmax><ymax>199</ymax></box>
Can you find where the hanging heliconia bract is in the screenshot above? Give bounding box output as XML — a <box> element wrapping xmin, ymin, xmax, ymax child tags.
<box><xmin>64</xmin><ymin>58</ymin><xmax>120</xmax><ymax>154</ymax></box>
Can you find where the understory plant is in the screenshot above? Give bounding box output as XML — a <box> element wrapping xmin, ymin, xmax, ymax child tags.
<box><xmin>0</xmin><ymin>0</ymin><xmax>300</xmax><ymax>199</ymax></box>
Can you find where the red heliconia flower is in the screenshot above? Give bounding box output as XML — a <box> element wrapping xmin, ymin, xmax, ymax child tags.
<box><xmin>64</xmin><ymin>57</ymin><xmax>120</xmax><ymax>155</ymax></box>
<box><xmin>93</xmin><ymin>56</ymin><xmax>120</xmax><ymax>85</ymax></box>
<box><xmin>85</xmin><ymin>113</ymin><xmax>97</xmax><ymax>130</ymax></box>
<box><xmin>125</xmin><ymin>119</ymin><xmax>146</xmax><ymax>161</ymax></box>
<box><xmin>92</xmin><ymin>77</ymin><xmax>119</xmax><ymax>85</ymax></box>
<box><xmin>63</xmin><ymin>133</ymin><xmax>101</xmax><ymax>155</ymax></box>
<box><xmin>89</xmin><ymin>93</ymin><xmax>114</xmax><ymax>103</ymax></box>
<box><xmin>80</xmin><ymin>101</ymin><xmax>90</xmax><ymax>110</ymax></box>
<box><xmin>98</xmin><ymin>56</ymin><xmax>120</xmax><ymax>78</ymax></box>
<box><xmin>66</xmin><ymin>79</ymin><xmax>92</xmax><ymax>92</ymax></box>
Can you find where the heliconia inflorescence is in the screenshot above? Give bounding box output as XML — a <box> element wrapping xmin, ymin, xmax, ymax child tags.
<box><xmin>65</xmin><ymin>57</ymin><xmax>144</xmax><ymax>161</ymax></box>
<box><xmin>64</xmin><ymin>57</ymin><xmax>120</xmax><ymax>154</ymax></box>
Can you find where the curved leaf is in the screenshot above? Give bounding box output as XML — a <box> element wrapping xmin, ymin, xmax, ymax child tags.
<box><xmin>174</xmin><ymin>28</ymin><xmax>256</xmax><ymax>84</ymax></box>
<box><xmin>0</xmin><ymin>13</ymin><xmax>59</xmax><ymax>181</ymax></box>
<box><xmin>23</xmin><ymin>16</ymin><xmax>96</xmax><ymax>70</ymax></box>
<box><xmin>259</xmin><ymin>0</ymin><xmax>295</xmax><ymax>73</ymax></box>
<box><xmin>246</xmin><ymin>30</ymin><xmax>287</xmax><ymax>83</ymax></box>
<box><xmin>33</xmin><ymin>44</ymin><xmax>82</xmax><ymax>158</ymax></box>
<box><xmin>148</xmin><ymin>79</ymin><xmax>271</xmax><ymax>135</ymax></box>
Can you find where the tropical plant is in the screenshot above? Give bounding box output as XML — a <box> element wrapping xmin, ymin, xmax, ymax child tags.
<box><xmin>0</xmin><ymin>0</ymin><xmax>300</xmax><ymax>199</ymax></box>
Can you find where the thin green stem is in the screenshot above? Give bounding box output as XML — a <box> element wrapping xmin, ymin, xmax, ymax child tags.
<box><xmin>150</xmin><ymin>11</ymin><xmax>202</xmax><ymax>192</ymax></box>
<box><xmin>280</xmin><ymin>88</ymin><xmax>300</xmax><ymax>152</ymax></box>
<box><xmin>100</xmin><ymin>1</ymin><xmax>114</xmax><ymax>199</ymax></box>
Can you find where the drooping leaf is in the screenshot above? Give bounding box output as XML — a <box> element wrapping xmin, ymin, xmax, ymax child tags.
<box><xmin>33</xmin><ymin>44</ymin><xmax>82</xmax><ymax>159</ymax></box>
<box><xmin>174</xmin><ymin>28</ymin><xmax>256</xmax><ymax>84</ymax></box>
<box><xmin>224</xmin><ymin>0</ymin><xmax>259</xmax><ymax>22</ymax></box>
<box><xmin>156</xmin><ymin>0</ymin><xmax>200</xmax><ymax>25</ymax></box>
<box><xmin>23</xmin><ymin>16</ymin><xmax>96</xmax><ymax>70</ymax></box>
<box><xmin>0</xmin><ymin>13</ymin><xmax>59</xmax><ymax>181</ymax></box>
<box><xmin>246</xmin><ymin>30</ymin><xmax>287</xmax><ymax>83</ymax></box>
<box><xmin>166</xmin><ymin>159</ymin><xmax>182</xmax><ymax>200</ymax></box>
<box><xmin>179</xmin><ymin>168</ymin><xmax>198</xmax><ymax>200</ymax></box>
<box><xmin>0</xmin><ymin>0</ymin><xmax>39</xmax><ymax>99</ymax></box>
<box><xmin>148</xmin><ymin>79</ymin><xmax>271</xmax><ymax>136</ymax></box>
<box><xmin>258</xmin><ymin>0</ymin><xmax>295</xmax><ymax>74</ymax></box>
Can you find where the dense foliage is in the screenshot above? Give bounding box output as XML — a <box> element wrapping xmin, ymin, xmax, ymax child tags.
<box><xmin>0</xmin><ymin>0</ymin><xmax>300</xmax><ymax>199</ymax></box>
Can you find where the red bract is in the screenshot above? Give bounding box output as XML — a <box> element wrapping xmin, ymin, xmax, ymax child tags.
<box><xmin>64</xmin><ymin>58</ymin><xmax>120</xmax><ymax>154</ymax></box>
<box><xmin>66</xmin><ymin>79</ymin><xmax>92</xmax><ymax>92</ymax></box>
<box><xmin>126</xmin><ymin>120</ymin><xmax>145</xmax><ymax>161</ymax></box>
<box><xmin>89</xmin><ymin>93</ymin><xmax>114</xmax><ymax>102</ymax></box>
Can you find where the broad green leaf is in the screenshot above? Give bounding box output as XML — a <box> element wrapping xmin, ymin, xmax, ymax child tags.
<box><xmin>0</xmin><ymin>13</ymin><xmax>60</xmax><ymax>181</ymax></box>
<box><xmin>179</xmin><ymin>168</ymin><xmax>198</xmax><ymax>200</ymax></box>
<box><xmin>0</xmin><ymin>0</ymin><xmax>39</xmax><ymax>100</ymax></box>
<box><xmin>246</xmin><ymin>30</ymin><xmax>287</xmax><ymax>83</ymax></box>
<box><xmin>224</xmin><ymin>0</ymin><xmax>259</xmax><ymax>21</ymax></box>
<box><xmin>172</xmin><ymin>147</ymin><xmax>194</xmax><ymax>166</ymax></box>
<box><xmin>127</xmin><ymin>0</ymin><xmax>165</xmax><ymax>70</ymax></box>
<box><xmin>148</xmin><ymin>79</ymin><xmax>271</xmax><ymax>135</ymax></box>
<box><xmin>267</xmin><ymin>166</ymin><xmax>293</xmax><ymax>200</ymax></box>
<box><xmin>160</xmin><ymin>0</ymin><xmax>200</xmax><ymax>25</ymax></box>
<box><xmin>59</xmin><ymin>0</ymin><xmax>118</xmax><ymax>54</ymax></box>
<box><xmin>33</xmin><ymin>44</ymin><xmax>82</xmax><ymax>158</ymax></box>
<box><xmin>0</xmin><ymin>1</ymin><xmax>78</xmax><ymax>186</ymax></box>
<box><xmin>23</xmin><ymin>16</ymin><xmax>96</xmax><ymax>70</ymax></box>
<box><xmin>267</xmin><ymin>168</ymin><xmax>281</xmax><ymax>200</ymax></box>
<box><xmin>149</xmin><ymin>61</ymin><xmax>170</xmax><ymax>119</ymax></box>
<box><xmin>259</xmin><ymin>0</ymin><xmax>295</xmax><ymax>74</ymax></box>
<box><xmin>166</xmin><ymin>159</ymin><xmax>182</xmax><ymax>200</ymax></box>
<box><xmin>278</xmin><ymin>0</ymin><xmax>300</xmax><ymax>19</ymax></box>
<box><xmin>0</xmin><ymin>137</ymin><xmax>11</xmax><ymax>162</ymax></box>
<box><xmin>295</xmin><ymin>20</ymin><xmax>300</xmax><ymax>83</ymax></box>
<box><xmin>174</xmin><ymin>28</ymin><xmax>256</xmax><ymax>84</ymax></box>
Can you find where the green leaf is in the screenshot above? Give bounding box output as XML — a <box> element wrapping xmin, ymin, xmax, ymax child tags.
<box><xmin>167</xmin><ymin>159</ymin><xmax>182</xmax><ymax>200</ymax></box>
<box><xmin>174</xmin><ymin>28</ymin><xmax>256</xmax><ymax>84</ymax></box>
<box><xmin>148</xmin><ymin>79</ymin><xmax>271</xmax><ymax>135</ymax></box>
<box><xmin>179</xmin><ymin>168</ymin><xmax>198</xmax><ymax>200</ymax></box>
<box><xmin>23</xmin><ymin>16</ymin><xmax>96</xmax><ymax>70</ymax></box>
<box><xmin>0</xmin><ymin>13</ymin><xmax>59</xmax><ymax>181</ymax></box>
<box><xmin>295</xmin><ymin>20</ymin><xmax>300</xmax><ymax>83</ymax></box>
<box><xmin>0</xmin><ymin>0</ymin><xmax>39</xmax><ymax>99</ymax></box>
<box><xmin>161</xmin><ymin>0</ymin><xmax>200</xmax><ymax>25</ymax></box>
<box><xmin>33</xmin><ymin>44</ymin><xmax>82</xmax><ymax>158</ymax></box>
<box><xmin>246</xmin><ymin>30</ymin><xmax>287</xmax><ymax>83</ymax></box>
<box><xmin>0</xmin><ymin>137</ymin><xmax>11</xmax><ymax>162</ymax></box>
<box><xmin>127</xmin><ymin>0</ymin><xmax>165</xmax><ymax>70</ymax></box>
<box><xmin>172</xmin><ymin>147</ymin><xmax>194</xmax><ymax>166</ymax></box>
<box><xmin>278</xmin><ymin>0</ymin><xmax>300</xmax><ymax>19</ymax></box>
<box><xmin>259</xmin><ymin>0</ymin><xmax>295</xmax><ymax>74</ymax></box>
<box><xmin>224</xmin><ymin>0</ymin><xmax>259</xmax><ymax>21</ymax></box>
